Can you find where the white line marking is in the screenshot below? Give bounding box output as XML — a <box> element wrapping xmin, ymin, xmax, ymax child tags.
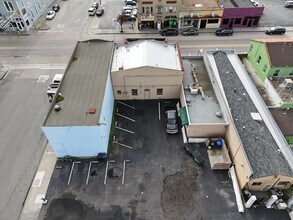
<box><xmin>73</xmin><ymin>19</ymin><xmax>80</xmax><ymax>23</ymax></box>
<box><xmin>86</xmin><ymin>161</ymin><xmax>98</xmax><ymax>185</ymax></box>
<box><xmin>113</xmin><ymin>141</ymin><xmax>133</xmax><ymax>149</ymax></box>
<box><xmin>32</xmin><ymin>171</ymin><xmax>45</xmax><ymax>187</ymax></box>
<box><xmin>116</xmin><ymin>113</ymin><xmax>135</xmax><ymax>122</ymax></box>
<box><xmin>104</xmin><ymin>161</ymin><xmax>109</xmax><ymax>185</ymax></box>
<box><xmin>115</xmin><ymin>126</ymin><xmax>134</xmax><ymax>134</ymax></box>
<box><xmin>37</xmin><ymin>75</ymin><xmax>49</xmax><ymax>83</ymax></box>
<box><xmin>68</xmin><ymin>161</ymin><xmax>81</xmax><ymax>185</ymax></box>
<box><xmin>158</xmin><ymin>102</ymin><xmax>161</xmax><ymax>120</ymax></box>
<box><xmin>117</xmin><ymin>101</ymin><xmax>135</xmax><ymax>109</ymax></box>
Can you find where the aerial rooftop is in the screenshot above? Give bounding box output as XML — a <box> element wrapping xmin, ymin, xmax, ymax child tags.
<box><xmin>208</xmin><ymin>50</ymin><xmax>293</xmax><ymax>178</ymax></box>
<box><xmin>219</xmin><ymin>0</ymin><xmax>255</xmax><ymax>8</ymax></box>
<box><xmin>44</xmin><ymin>40</ymin><xmax>114</xmax><ymax>126</ymax></box>
<box><xmin>111</xmin><ymin>40</ymin><xmax>182</xmax><ymax>72</ymax></box>
<box><xmin>252</xmin><ymin>39</ymin><xmax>293</xmax><ymax>67</ymax></box>
<box><xmin>181</xmin><ymin>0</ymin><xmax>221</xmax><ymax>9</ymax></box>
<box><xmin>182</xmin><ymin>59</ymin><xmax>226</xmax><ymax>124</ymax></box>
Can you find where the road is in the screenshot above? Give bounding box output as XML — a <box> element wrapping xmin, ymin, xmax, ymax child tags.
<box><xmin>0</xmin><ymin>0</ymin><xmax>292</xmax><ymax>218</ymax></box>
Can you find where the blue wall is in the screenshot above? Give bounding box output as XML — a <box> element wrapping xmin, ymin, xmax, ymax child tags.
<box><xmin>42</xmin><ymin>73</ymin><xmax>114</xmax><ymax>157</ymax></box>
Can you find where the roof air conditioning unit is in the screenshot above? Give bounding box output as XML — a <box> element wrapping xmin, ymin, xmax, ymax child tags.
<box><xmin>186</xmin><ymin>97</ymin><xmax>191</xmax><ymax>103</ymax></box>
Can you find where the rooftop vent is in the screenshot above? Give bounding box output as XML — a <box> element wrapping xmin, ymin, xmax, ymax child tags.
<box><xmin>251</xmin><ymin>112</ymin><xmax>262</xmax><ymax>121</ymax></box>
<box><xmin>186</xmin><ymin>97</ymin><xmax>191</xmax><ymax>103</ymax></box>
<box><xmin>216</xmin><ymin>112</ymin><xmax>223</xmax><ymax>117</ymax></box>
<box><xmin>88</xmin><ymin>108</ymin><xmax>96</xmax><ymax>114</ymax></box>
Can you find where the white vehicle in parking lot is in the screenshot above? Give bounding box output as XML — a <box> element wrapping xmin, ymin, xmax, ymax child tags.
<box><xmin>88</xmin><ymin>7</ymin><xmax>96</xmax><ymax>16</ymax></box>
<box><xmin>46</xmin><ymin>11</ymin><xmax>56</xmax><ymax>20</ymax></box>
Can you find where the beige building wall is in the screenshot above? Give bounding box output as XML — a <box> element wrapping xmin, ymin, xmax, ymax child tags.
<box><xmin>111</xmin><ymin>66</ymin><xmax>183</xmax><ymax>100</ymax></box>
<box><xmin>246</xmin><ymin>175</ymin><xmax>293</xmax><ymax>191</ymax></box>
<box><xmin>185</xmin><ymin>124</ymin><xmax>226</xmax><ymax>138</ymax></box>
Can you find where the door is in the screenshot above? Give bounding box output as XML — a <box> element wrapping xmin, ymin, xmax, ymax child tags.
<box><xmin>229</xmin><ymin>19</ymin><xmax>234</xmax><ymax>28</ymax></box>
<box><xmin>144</xmin><ymin>89</ymin><xmax>150</xmax><ymax>99</ymax></box>
<box><xmin>200</xmin><ymin>19</ymin><xmax>206</xmax><ymax>28</ymax></box>
<box><xmin>247</xmin><ymin>19</ymin><xmax>252</xmax><ymax>27</ymax></box>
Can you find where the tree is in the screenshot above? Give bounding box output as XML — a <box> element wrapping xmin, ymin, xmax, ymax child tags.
<box><xmin>117</xmin><ymin>12</ymin><xmax>126</xmax><ymax>33</ymax></box>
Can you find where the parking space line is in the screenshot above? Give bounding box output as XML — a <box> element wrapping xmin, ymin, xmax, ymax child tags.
<box><xmin>158</xmin><ymin>102</ymin><xmax>161</xmax><ymax>120</ymax></box>
<box><xmin>104</xmin><ymin>160</ymin><xmax>115</xmax><ymax>185</ymax></box>
<box><xmin>117</xmin><ymin>101</ymin><xmax>135</xmax><ymax>109</ymax></box>
<box><xmin>67</xmin><ymin>161</ymin><xmax>81</xmax><ymax>185</ymax></box>
<box><xmin>86</xmin><ymin>161</ymin><xmax>98</xmax><ymax>185</ymax></box>
<box><xmin>115</xmin><ymin>126</ymin><xmax>134</xmax><ymax>134</ymax></box>
<box><xmin>122</xmin><ymin>160</ymin><xmax>131</xmax><ymax>185</ymax></box>
<box><xmin>113</xmin><ymin>141</ymin><xmax>133</xmax><ymax>149</ymax></box>
<box><xmin>116</xmin><ymin>113</ymin><xmax>135</xmax><ymax>122</ymax></box>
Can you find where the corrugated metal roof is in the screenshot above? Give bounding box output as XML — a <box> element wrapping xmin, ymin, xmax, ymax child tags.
<box><xmin>111</xmin><ymin>40</ymin><xmax>182</xmax><ymax>72</ymax></box>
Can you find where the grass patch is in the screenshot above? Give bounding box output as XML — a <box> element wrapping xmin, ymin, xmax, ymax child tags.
<box><xmin>285</xmin><ymin>136</ymin><xmax>293</xmax><ymax>145</ymax></box>
<box><xmin>72</xmin><ymin>56</ymin><xmax>78</xmax><ymax>61</ymax></box>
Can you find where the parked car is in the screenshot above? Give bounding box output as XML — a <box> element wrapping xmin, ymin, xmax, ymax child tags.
<box><xmin>165</xmin><ymin>110</ymin><xmax>178</xmax><ymax>134</ymax></box>
<box><xmin>160</xmin><ymin>28</ymin><xmax>179</xmax><ymax>36</ymax></box>
<box><xmin>96</xmin><ymin>8</ymin><xmax>104</xmax><ymax>16</ymax></box>
<box><xmin>285</xmin><ymin>0</ymin><xmax>293</xmax><ymax>8</ymax></box>
<box><xmin>92</xmin><ymin>2</ymin><xmax>99</xmax><ymax>9</ymax></box>
<box><xmin>265</xmin><ymin>26</ymin><xmax>286</xmax><ymax>35</ymax></box>
<box><xmin>215</xmin><ymin>28</ymin><xmax>233</xmax><ymax>36</ymax></box>
<box><xmin>46</xmin><ymin>11</ymin><xmax>56</xmax><ymax>20</ymax></box>
<box><xmin>52</xmin><ymin>4</ymin><xmax>60</xmax><ymax>12</ymax></box>
<box><xmin>182</xmin><ymin>28</ymin><xmax>199</xmax><ymax>36</ymax></box>
<box><xmin>88</xmin><ymin>7</ymin><xmax>96</xmax><ymax>16</ymax></box>
<box><xmin>125</xmin><ymin>0</ymin><xmax>136</xmax><ymax>6</ymax></box>
<box><xmin>250</xmin><ymin>0</ymin><xmax>259</xmax><ymax>6</ymax></box>
<box><xmin>125</xmin><ymin>14</ymin><xmax>136</xmax><ymax>21</ymax></box>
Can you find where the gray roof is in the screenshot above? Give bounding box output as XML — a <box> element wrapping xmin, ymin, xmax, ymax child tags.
<box><xmin>45</xmin><ymin>40</ymin><xmax>114</xmax><ymax>126</ymax></box>
<box><xmin>213</xmin><ymin>51</ymin><xmax>293</xmax><ymax>178</ymax></box>
<box><xmin>219</xmin><ymin>0</ymin><xmax>254</xmax><ymax>8</ymax></box>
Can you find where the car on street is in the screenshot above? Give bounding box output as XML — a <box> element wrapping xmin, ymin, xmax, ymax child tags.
<box><xmin>46</xmin><ymin>11</ymin><xmax>56</xmax><ymax>20</ymax></box>
<box><xmin>165</xmin><ymin>110</ymin><xmax>178</xmax><ymax>134</ymax></box>
<box><xmin>92</xmin><ymin>2</ymin><xmax>99</xmax><ymax>9</ymax></box>
<box><xmin>285</xmin><ymin>0</ymin><xmax>293</xmax><ymax>7</ymax></box>
<box><xmin>182</xmin><ymin>28</ymin><xmax>199</xmax><ymax>36</ymax></box>
<box><xmin>160</xmin><ymin>28</ymin><xmax>179</xmax><ymax>36</ymax></box>
<box><xmin>265</xmin><ymin>26</ymin><xmax>286</xmax><ymax>35</ymax></box>
<box><xmin>52</xmin><ymin>4</ymin><xmax>60</xmax><ymax>12</ymax></box>
<box><xmin>88</xmin><ymin>7</ymin><xmax>96</xmax><ymax>16</ymax></box>
<box><xmin>250</xmin><ymin>0</ymin><xmax>259</xmax><ymax>6</ymax></box>
<box><xmin>96</xmin><ymin>8</ymin><xmax>104</xmax><ymax>16</ymax></box>
<box><xmin>125</xmin><ymin>14</ymin><xmax>136</xmax><ymax>21</ymax></box>
<box><xmin>215</xmin><ymin>28</ymin><xmax>233</xmax><ymax>36</ymax></box>
<box><xmin>125</xmin><ymin>0</ymin><xmax>136</xmax><ymax>6</ymax></box>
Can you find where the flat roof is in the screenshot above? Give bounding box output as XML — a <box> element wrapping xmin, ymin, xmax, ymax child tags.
<box><xmin>219</xmin><ymin>0</ymin><xmax>254</xmax><ymax>8</ymax></box>
<box><xmin>111</xmin><ymin>40</ymin><xmax>182</xmax><ymax>72</ymax></box>
<box><xmin>182</xmin><ymin>0</ymin><xmax>221</xmax><ymax>9</ymax></box>
<box><xmin>182</xmin><ymin>58</ymin><xmax>226</xmax><ymax>124</ymax></box>
<box><xmin>45</xmin><ymin>40</ymin><xmax>114</xmax><ymax>126</ymax></box>
<box><xmin>210</xmin><ymin>50</ymin><xmax>293</xmax><ymax>178</ymax></box>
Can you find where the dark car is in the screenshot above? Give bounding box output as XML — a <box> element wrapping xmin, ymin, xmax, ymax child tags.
<box><xmin>165</xmin><ymin>110</ymin><xmax>178</xmax><ymax>134</ymax></box>
<box><xmin>160</xmin><ymin>28</ymin><xmax>179</xmax><ymax>36</ymax></box>
<box><xmin>182</xmin><ymin>28</ymin><xmax>199</xmax><ymax>36</ymax></box>
<box><xmin>96</xmin><ymin>8</ymin><xmax>104</xmax><ymax>16</ymax></box>
<box><xmin>52</xmin><ymin>4</ymin><xmax>60</xmax><ymax>12</ymax></box>
<box><xmin>215</xmin><ymin>28</ymin><xmax>233</xmax><ymax>36</ymax></box>
<box><xmin>265</xmin><ymin>26</ymin><xmax>286</xmax><ymax>35</ymax></box>
<box><xmin>125</xmin><ymin>14</ymin><xmax>136</xmax><ymax>21</ymax></box>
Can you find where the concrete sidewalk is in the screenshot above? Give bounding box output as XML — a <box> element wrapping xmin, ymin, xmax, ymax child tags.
<box><xmin>19</xmin><ymin>144</ymin><xmax>56</xmax><ymax>220</ymax></box>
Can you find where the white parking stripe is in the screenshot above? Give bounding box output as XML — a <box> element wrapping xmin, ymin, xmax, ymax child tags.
<box><xmin>113</xmin><ymin>141</ymin><xmax>133</xmax><ymax>149</ymax></box>
<box><xmin>116</xmin><ymin>113</ymin><xmax>135</xmax><ymax>122</ymax></box>
<box><xmin>117</xmin><ymin>101</ymin><xmax>135</xmax><ymax>109</ymax></box>
<box><xmin>115</xmin><ymin>126</ymin><xmax>134</xmax><ymax>134</ymax></box>
<box><xmin>158</xmin><ymin>102</ymin><xmax>161</xmax><ymax>120</ymax></box>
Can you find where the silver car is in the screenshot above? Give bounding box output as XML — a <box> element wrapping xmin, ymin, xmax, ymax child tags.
<box><xmin>165</xmin><ymin>110</ymin><xmax>178</xmax><ymax>134</ymax></box>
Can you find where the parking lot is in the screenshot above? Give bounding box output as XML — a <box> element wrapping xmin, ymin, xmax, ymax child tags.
<box><xmin>39</xmin><ymin>100</ymin><xmax>289</xmax><ymax>220</ymax></box>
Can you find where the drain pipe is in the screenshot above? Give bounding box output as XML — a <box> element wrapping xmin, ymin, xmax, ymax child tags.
<box><xmin>229</xmin><ymin>166</ymin><xmax>244</xmax><ymax>213</ymax></box>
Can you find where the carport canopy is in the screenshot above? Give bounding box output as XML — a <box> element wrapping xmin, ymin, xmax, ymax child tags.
<box><xmin>180</xmin><ymin>106</ymin><xmax>189</xmax><ymax>126</ymax></box>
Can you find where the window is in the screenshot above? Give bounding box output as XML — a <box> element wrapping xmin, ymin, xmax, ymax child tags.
<box><xmin>37</xmin><ymin>1</ymin><xmax>41</xmax><ymax>10</ymax></box>
<box><xmin>157</xmin><ymin>5</ymin><xmax>163</xmax><ymax>14</ymax></box>
<box><xmin>31</xmin><ymin>10</ymin><xmax>35</xmax><ymax>18</ymax></box>
<box><xmin>222</xmin><ymin>19</ymin><xmax>229</xmax><ymax>25</ymax></box>
<box><xmin>157</xmin><ymin>88</ymin><xmax>163</xmax><ymax>95</ymax></box>
<box><xmin>131</xmin><ymin>89</ymin><xmax>138</xmax><ymax>96</ymax></box>
<box><xmin>235</xmin><ymin>18</ymin><xmax>242</xmax><ymax>24</ymax></box>
<box><xmin>249</xmin><ymin>45</ymin><xmax>253</xmax><ymax>52</ymax></box>
<box><xmin>21</xmin><ymin>0</ymin><xmax>25</xmax><ymax>7</ymax></box>
<box><xmin>252</xmin><ymin>182</ymin><xmax>262</xmax><ymax>186</ymax></box>
<box><xmin>253</xmin><ymin>17</ymin><xmax>259</xmax><ymax>25</ymax></box>
<box><xmin>243</xmin><ymin>18</ymin><xmax>248</xmax><ymax>25</ymax></box>
<box><xmin>278</xmin><ymin>181</ymin><xmax>289</xmax><ymax>186</ymax></box>
<box><xmin>8</xmin><ymin>2</ymin><xmax>14</xmax><ymax>10</ymax></box>
<box><xmin>117</xmin><ymin>90</ymin><xmax>122</xmax><ymax>95</ymax></box>
<box><xmin>34</xmin><ymin>6</ymin><xmax>38</xmax><ymax>15</ymax></box>
<box><xmin>42</xmin><ymin>0</ymin><xmax>45</xmax><ymax>6</ymax></box>
<box><xmin>145</xmin><ymin>7</ymin><xmax>152</xmax><ymax>14</ymax></box>
<box><xmin>263</xmin><ymin>64</ymin><xmax>268</xmax><ymax>73</ymax></box>
<box><xmin>208</xmin><ymin>19</ymin><xmax>218</xmax><ymax>24</ymax></box>
<box><xmin>168</xmin><ymin>6</ymin><xmax>173</xmax><ymax>13</ymax></box>
<box><xmin>289</xmin><ymin>69</ymin><xmax>293</xmax><ymax>76</ymax></box>
<box><xmin>257</xmin><ymin>55</ymin><xmax>261</xmax><ymax>64</ymax></box>
<box><xmin>273</xmin><ymin>70</ymin><xmax>280</xmax><ymax>77</ymax></box>
<box><xmin>142</xmin><ymin>7</ymin><xmax>144</xmax><ymax>13</ymax></box>
<box><xmin>4</xmin><ymin>1</ymin><xmax>14</xmax><ymax>12</ymax></box>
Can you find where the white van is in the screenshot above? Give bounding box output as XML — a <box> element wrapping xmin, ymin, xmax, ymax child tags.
<box><xmin>88</xmin><ymin>7</ymin><xmax>96</xmax><ymax>16</ymax></box>
<box><xmin>285</xmin><ymin>0</ymin><xmax>293</xmax><ymax>7</ymax></box>
<box><xmin>52</xmin><ymin>74</ymin><xmax>63</xmax><ymax>84</ymax></box>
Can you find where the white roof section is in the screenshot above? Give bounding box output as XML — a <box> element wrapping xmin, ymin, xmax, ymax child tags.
<box><xmin>111</xmin><ymin>40</ymin><xmax>182</xmax><ymax>72</ymax></box>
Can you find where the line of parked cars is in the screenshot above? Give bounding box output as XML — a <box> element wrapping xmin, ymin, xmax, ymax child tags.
<box><xmin>46</xmin><ymin>4</ymin><xmax>60</xmax><ymax>20</ymax></box>
<box><xmin>88</xmin><ymin>2</ymin><xmax>104</xmax><ymax>16</ymax></box>
<box><xmin>121</xmin><ymin>1</ymin><xmax>138</xmax><ymax>21</ymax></box>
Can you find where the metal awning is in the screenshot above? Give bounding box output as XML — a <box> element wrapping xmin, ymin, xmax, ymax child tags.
<box><xmin>180</xmin><ymin>106</ymin><xmax>189</xmax><ymax>126</ymax></box>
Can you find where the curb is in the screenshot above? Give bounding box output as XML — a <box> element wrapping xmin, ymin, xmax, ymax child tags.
<box><xmin>0</xmin><ymin>66</ymin><xmax>9</xmax><ymax>80</ymax></box>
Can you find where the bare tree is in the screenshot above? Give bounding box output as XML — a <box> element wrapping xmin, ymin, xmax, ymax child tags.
<box><xmin>117</xmin><ymin>12</ymin><xmax>126</xmax><ymax>33</ymax></box>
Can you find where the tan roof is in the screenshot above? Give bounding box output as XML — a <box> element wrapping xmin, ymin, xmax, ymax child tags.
<box><xmin>181</xmin><ymin>0</ymin><xmax>221</xmax><ymax>9</ymax></box>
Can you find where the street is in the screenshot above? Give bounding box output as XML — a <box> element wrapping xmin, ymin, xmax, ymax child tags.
<box><xmin>0</xmin><ymin>0</ymin><xmax>293</xmax><ymax>219</ymax></box>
